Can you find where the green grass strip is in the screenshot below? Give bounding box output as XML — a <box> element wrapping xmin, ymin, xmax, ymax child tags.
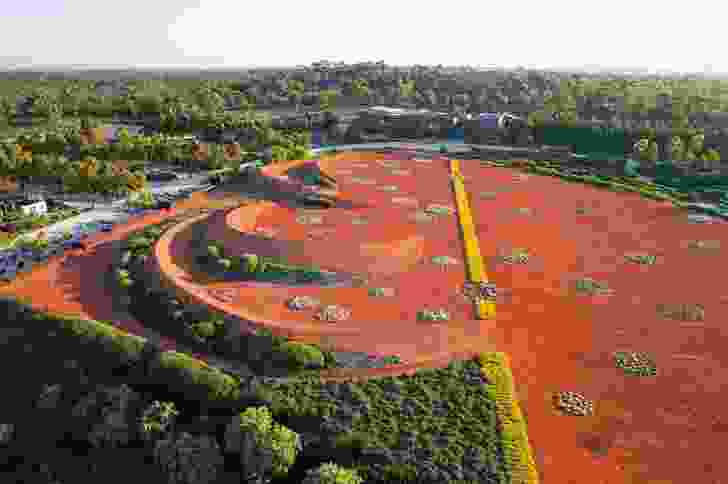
<box><xmin>477</xmin><ymin>352</ymin><xmax>539</xmax><ymax>484</ymax></box>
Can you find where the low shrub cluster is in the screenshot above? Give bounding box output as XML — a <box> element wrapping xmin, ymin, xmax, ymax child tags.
<box><xmin>200</xmin><ymin>243</ymin><xmax>327</xmax><ymax>283</ymax></box>
<box><xmin>416</xmin><ymin>308</ymin><xmax>450</xmax><ymax>321</ymax></box>
<box><xmin>260</xmin><ymin>358</ymin><xmax>508</xmax><ymax>483</ymax></box>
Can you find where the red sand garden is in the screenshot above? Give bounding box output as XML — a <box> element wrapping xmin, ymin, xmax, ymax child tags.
<box><xmin>4</xmin><ymin>148</ymin><xmax>727</xmax><ymax>483</ymax></box>
<box><xmin>160</xmin><ymin>150</ymin><xmax>728</xmax><ymax>484</ymax></box>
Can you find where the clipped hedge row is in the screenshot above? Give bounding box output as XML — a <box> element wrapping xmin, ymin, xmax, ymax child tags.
<box><xmin>477</xmin><ymin>352</ymin><xmax>539</xmax><ymax>484</ymax></box>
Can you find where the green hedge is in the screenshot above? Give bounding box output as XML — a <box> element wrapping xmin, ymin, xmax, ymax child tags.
<box><xmin>279</xmin><ymin>342</ymin><xmax>325</xmax><ymax>369</ymax></box>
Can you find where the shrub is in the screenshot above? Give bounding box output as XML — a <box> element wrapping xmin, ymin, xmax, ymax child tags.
<box><xmin>190</xmin><ymin>320</ymin><xmax>217</xmax><ymax>340</ymax></box>
<box><xmin>120</xmin><ymin>250</ymin><xmax>132</xmax><ymax>266</ymax></box>
<box><xmin>218</xmin><ymin>258</ymin><xmax>232</xmax><ymax>271</ymax></box>
<box><xmin>333</xmin><ymin>431</ymin><xmax>370</xmax><ymax>452</ymax></box>
<box><xmin>206</xmin><ymin>245</ymin><xmax>220</xmax><ymax>258</ymax></box>
<box><xmin>241</xmin><ymin>253</ymin><xmax>259</xmax><ymax>273</ymax></box>
<box><xmin>280</xmin><ymin>342</ymin><xmax>325</xmax><ymax>369</ymax></box>
<box><xmin>382</xmin><ymin>463</ymin><xmax>417</xmax><ymax>482</ymax></box>
<box><xmin>302</xmin><ymin>462</ymin><xmax>365</xmax><ymax>484</ymax></box>
<box><xmin>118</xmin><ymin>277</ymin><xmax>133</xmax><ymax>289</ymax></box>
<box><xmin>116</xmin><ymin>269</ymin><xmax>130</xmax><ymax>279</ymax></box>
<box><xmin>140</xmin><ymin>400</ymin><xmax>180</xmax><ymax>439</ymax></box>
<box><xmin>229</xmin><ymin>256</ymin><xmax>242</xmax><ymax>272</ymax></box>
<box><xmin>143</xmin><ymin>226</ymin><xmax>163</xmax><ymax>239</ymax></box>
<box><xmin>153</xmin><ymin>351</ymin><xmax>240</xmax><ymax>403</ymax></box>
<box><xmin>231</xmin><ymin>406</ymin><xmax>302</xmax><ymax>479</ymax></box>
<box><xmin>127</xmin><ymin>236</ymin><xmax>152</xmax><ymax>250</ymax></box>
<box><xmin>416</xmin><ymin>308</ymin><xmax>450</xmax><ymax>321</ymax></box>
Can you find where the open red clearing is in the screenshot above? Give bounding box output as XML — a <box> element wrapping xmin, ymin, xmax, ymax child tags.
<box><xmin>457</xmin><ymin>160</ymin><xmax>728</xmax><ymax>484</ymax></box>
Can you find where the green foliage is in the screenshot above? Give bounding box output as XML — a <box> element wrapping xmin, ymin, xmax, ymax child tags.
<box><xmin>382</xmin><ymin>463</ymin><xmax>417</xmax><ymax>482</ymax></box>
<box><xmin>303</xmin><ymin>462</ymin><xmax>365</xmax><ymax>484</ymax></box>
<box><xmin>279</xmin><ymin>342</ymin><xmax>324</xmax><ymax>369</ymax></box>
<box><xmin>206</xmin><ymin>245</ymin><xmax>220</xmax><ymax>258</ymax></box>
<box><xmin>140</xmin><ymin>400</ymin><xmax>180</xmax><ymax>436</ymax></box>
<box><xmin>238</xmin><ymin>406</ymin><xmax>301</xmax><ymax>478</ymax></box>
<box><xmin>118</xmin><ymin>277</ymin><xmax>133</xmax><ymax>289</ymax></box>
<box><xmin>241</xmin><ymin>253</ymin><xmax>259</xmax><ymax>272</ymax></box>
<box><xmin>218</xmin><ymin>258</ymin><xmax>232</xmax><ymax>271</ymax></box>
<box><xmin>416</xmin><ymin>308</ymin><xmax>450</xmax><ymax>321</ymax></box>
<box><xmin>259</xmin><ymin>358</ymin><xmax>505</xmax><ymax>483</ymax></box>
<box><xmin>333</xmin><ymin>431</ymin><xmax>371</xmax><ymax>452</ymax></box>
<box><xmin>155</xmin><ymin>350</ymin><xmax>240</xmax><ymax>402</ymax></box>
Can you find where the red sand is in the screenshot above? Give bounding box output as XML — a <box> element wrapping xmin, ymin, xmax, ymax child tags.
<box><xmin>7</xmin><ymin>151</ymin><xmax>727</xmax><ymax>483</ymax></box>
<box><xmin>457</xmin><ymin>161</ymin><xmax>728</xmax><ymax>484</ymax></box>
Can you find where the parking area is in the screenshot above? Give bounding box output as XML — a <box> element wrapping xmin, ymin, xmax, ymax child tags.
<box><xmin>0</xmin><ymin>183</ymin><xmax>210</xmax><ymax>282</ymax></box>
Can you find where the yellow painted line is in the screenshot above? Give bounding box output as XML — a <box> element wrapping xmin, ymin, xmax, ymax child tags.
<box><xmin>450</xmin><ymin>159</ymin><xmax>495</xmax><ymax>319</ymax></box>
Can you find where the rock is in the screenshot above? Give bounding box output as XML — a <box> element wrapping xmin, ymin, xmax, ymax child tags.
<box><xmin>154</xmin><ymin>432</ymin><xmax>224</xmax><ymax>484</ymax></box>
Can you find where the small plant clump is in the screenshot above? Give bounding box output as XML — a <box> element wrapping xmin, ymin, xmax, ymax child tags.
<box><xmin>381</xmin><ymin>355</ymin><xmax>402</xmax><ymax>365</ymax></box>
<box><xmin>657</xmin><ymin>303</ymin><xmax>705</xmax><ymax>322</ymax></box>
<box><xmin>553</xmin><ymin>391</ymin><xmax>594</xmax><ymax>416</ymax></box>
<box><xmin>240</xmin><ymin>253</ymin><xmax>259</xmax><ymax>273</ymax></box>
<box><xmin>687</xmin><ymin>239</ymin><xmax>721</xmax><ymax>250</ymax></box>
<box><xmin>460</xmin><ymin>281</ymin><xmax>497</xmax><ymax>302</ymax></box>
<box><xmin>296</xmin><ymin>214</ymin><xmax>324</xmax><ymax>225</ymax></box>
<box><xmin>430</xmin><ymin>255</ymin><xmax>459</xmax><ymax>266</ymax></box>
<box><xmin>285</xmin><ymin>295</ymin><xmax>321</xmax><ymax>311</ymax></box>
<box><xmin>500</xmin><ymin>248</ymin><xmax>530</xmax><ymax>264</ymax></box>
<box><xmin>574</xmin><ymin>277</ymin><xmax>613</xmax><ymax>296</ymax></box>
<box><xmin>314</xmin><ymin>304</ymin><xmax>351</xmax><ymax>322</ymax></box>
<box><xmin>416</xmin><ymin>308</ymin><xmax>450</xmax><ymax>321</ymax></box>
<box><xmin>367</xmin><ymin>287</ymin><xmax>395</xmax><ymax>297</ymax></box>
<box><xmin>614</xmin><ymin>351</ymin><xmax>658</xmax><ymax>376</ymax></box>
<box><xmin>624</xmin><ymin>253</ymin><xmax>657</xmax><ymax>265</ymax></box>
<box><xmin>424</xmin><ymin>204</ymin><xmax>455</xmax><ymax>216</ymax></box>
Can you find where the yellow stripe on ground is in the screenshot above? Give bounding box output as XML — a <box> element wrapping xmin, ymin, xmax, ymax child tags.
<box><xmin>450</xmin><ymin>159</ymin><xmax>496</xmax><ymax>319</ymax></box>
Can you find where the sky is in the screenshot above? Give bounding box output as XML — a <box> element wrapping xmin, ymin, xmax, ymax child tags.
<box><xmin>1</xmin><ymin>0</ymin><xmax>726</xmax><ymax>75</ymax></box>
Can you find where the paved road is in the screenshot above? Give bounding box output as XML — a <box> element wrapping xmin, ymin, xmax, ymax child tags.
<box><xmin>19</xmin><ymin>174</ymin><xmax>212</xmax><ymax>242</ymax></box>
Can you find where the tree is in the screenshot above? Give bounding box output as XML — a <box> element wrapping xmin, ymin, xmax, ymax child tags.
<box><xmin>302</xmin><ymin>462</ymin><xmax>364</xmax><ymax>484</ymax></box>
<box><xmin>286</xmin><ymin>80</ymin><xmax>305</xmax><ymax>113</ymax></box>
<box><xmin>224</xmin><ymin>407</ymin><xmax>301</xmax><ymax>481</ymax></box>
<box><xmin>670</xmin><ymin>136</ymin><xmax>685</xmax><ymax>161</ymax></box>
<box><xmin>351</xmin><ymin>79</ymin><xmax>370</xmax><ymax>104</ymax></box>
<box><xmin>398</xmin><ymin>80</ymin><xmax>416</xmax><ymax>100</ymax></box>
<box><xmin>319</xmin><ymin>89</ymin><xmax>338</xmax><ymax>112</ymax></box>
<box><xmin>646</xmin><ymin>140</ymin><xmax>659</xmax><ymax>163</ymax></box>
<box><xmin>688</xmin><ymin>133</ymin><xmax>705</xmax><ymax>155</ymax></box>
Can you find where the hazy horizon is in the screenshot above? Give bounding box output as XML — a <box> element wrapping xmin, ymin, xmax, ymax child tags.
<box><xmin>1</xmin><ymin>0</ymin><xmax>726</xmax><ymax>77</ymax></box>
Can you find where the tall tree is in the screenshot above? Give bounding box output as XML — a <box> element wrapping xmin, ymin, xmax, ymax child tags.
<box><xmin>286</xmin><ymin>80</ymin><xmax>305</xmax><ymax>113</ymax></box>
<box><xmin>319</xmin><ymin>90</ymin><xmax>338</xmax><ymax>112</ymax></box>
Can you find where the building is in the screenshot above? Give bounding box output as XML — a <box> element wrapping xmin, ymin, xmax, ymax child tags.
<box><xmin>352</xmin><ymin>106</ymin><xmax>453</xmax><ymax>139</ymax></box>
